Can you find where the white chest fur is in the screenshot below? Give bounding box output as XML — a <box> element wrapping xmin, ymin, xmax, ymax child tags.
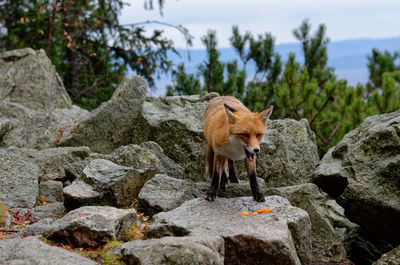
<box><xmin>215</xmin><ymin>136</ymin><xmax>246</xmax><ymax>161</ymax></box>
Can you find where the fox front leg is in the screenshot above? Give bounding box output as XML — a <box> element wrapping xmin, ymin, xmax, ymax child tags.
<box><xmin>244</xmin><ymin>158</ymin><xmax>265</xmax><ymax>202</ymax></box>
<box><xmin>205</xmin><ymin>155</ymin><xmax>227</xmax><ymax>201</ymax></box>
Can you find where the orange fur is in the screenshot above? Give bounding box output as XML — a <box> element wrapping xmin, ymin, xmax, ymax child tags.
<box><xmin>203</xmin><ymin>96</ymin><xmax>273</xmax><ymax>201</ymax></box>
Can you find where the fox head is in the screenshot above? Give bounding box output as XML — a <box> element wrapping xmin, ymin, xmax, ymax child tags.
<box><xmin>224</xmin><ymin>103</ymin><xmax>273</xmax><ymax>162</ymax></box>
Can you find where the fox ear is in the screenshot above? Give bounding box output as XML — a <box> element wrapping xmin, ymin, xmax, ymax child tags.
<box><xmin>258</xmin><ymin>106</ymin><xmax>273</xmax><ymax>122</ymax></box>
<box><xmin>224</xmin><ymin>103</ymin><xmax>238</xmax><ymax>123</ymax></box>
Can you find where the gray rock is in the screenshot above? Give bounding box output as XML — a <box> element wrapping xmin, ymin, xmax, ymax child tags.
<box><xmin>131</xmin><ymin>92</ymin><xmax>219</xmax><ymax>180</ymax></box>
<box><xmin>131</xmin><ymin>93</ymin><xmax>318</xmax><ymax>185</ymax></box>
<box><xmin>256</xmin><ymin>119</ymin><xmax>319</xmax><ymax>187</ymax></box>
<box><xmin>149</xmin><ymin>196</ymin><xmax>311</xmax><ymax>265</ymax></box>
<box><xmin>0</xmin><ymin>102</ymin><xmax>89</xmax><ymax>149</ymax></box>
<box><xmin>34</xmin><ymin>146</ymin><xmax>91</xmax><ymax>182</ymax></box>
<box><xmin>139</xmin><ymin>174</ymin><xmax>200</xmax><ymax>215</ymax></box>
<box><xmin>0</xmin><ymin>236</ymin><xmax>98</xmax><ymax>265</ymax></box>
<box><xmin>11</xmin><ymin>218</ymin><xmax>54</xmax><ymax>238</ymax></box>
<box><xmin>64</xmin><ymin>158</ymin><xmax>158</xmax><ymax>209</ymax></box>
<box><xmin>313</xmin><ymin>110</ymin><xmax>400</xmax><ymax>245</ymax></box>
<box><xmin>13</xmin><ymin>202</ymin><xmax>65</xmax><ymax>221</ymax></box>
<box><xmin>0</xmin><ymin>147</ymin><xmax>38</xmax><ymax>208</ymax></box>
<box><xmin>63</xmin><ymin>179</ymin><xmax>101</xmax><ymax>210</ymax></box>
<box><xmin>110</xmin><ymin>236</ymin><xmax>224</xmax><ymax>265</ymax></box>
<box><xmin>265</xmin><ymin>183</ymin><xmax>347</xmax><ymax>263</ymax></box>
<box><xmin>39</xmin><ymin>180</ymin><xmax>64</xmax><ymax>203</ymax></box>
<box><xmin>373</xmin><ymin>245</ymin><xmax>400</xmax><ymax>265</ymax></box>
<box><xmin>102</xmin><ymin>142</ymin><xmax>185</xmax><ymax>179</ymax></box>
<box><xmin>60</xmin><ymin>75</ymin><xmax>146</xmax><ymax>153</ymax></box>
<box><xmin>0</xmin><ymin>48</ymin><xmax>72</xmax><ymax>111</ymax></box>
<box><xmin>44</xmin><ymin>206</ymin><xmax>141</xmax><ymax>248</ymax></box>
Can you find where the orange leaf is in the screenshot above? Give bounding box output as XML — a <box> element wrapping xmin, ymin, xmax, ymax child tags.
<box><xmin>251</xmin><ymin>212</ymin><xmax>258</xmax><ymax>216</ymax></box>
<box><xmin>241</xmin><ymin>211</ymin><xmax>249</xmax><ymax>216</ymax></box>
<box><xmin>80</xmin><ymin>213</ymin><xmax>88</xmax><ymax>218</ymax></box>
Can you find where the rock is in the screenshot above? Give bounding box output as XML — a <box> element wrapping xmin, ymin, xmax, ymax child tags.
<box><xmin>139</xmin><ymin>174</ymin><xmax>200</xmax><ymax>215</ymax></box>
<box><xmin>313</xmin><ymin>110</ymin><xmax>400</xmax><ymax>246</ymax></box>
<box><xmin>265</xmin><ymin>183</ymin><xmax>347</xmax><ymax>263</ymax></box>
<box><xmin>373</xmin><ymin>245</ymin><xmax>400</xmax><ymax>265</ymax></box>
<box><xmin>0</xmin><ymin>147</ymin><xmax>38</xmax><ymax>208</ymax></box>
<box><xmin>0</xmin><ymin>48</ymin><xmax>72</xmax><ymax>111</ymax></box>
<box><xmin>110</xmin><ymin>236</ymin><xmax>224</xmax><ymax>265</ymax></box>
<box><xmin>39</xmin><ymin>180</ymin><xmax>64</xmax><ymax>203</ymax></box>
<box><xmin>63</xmin><ymin>179</ymin><xmax>101</xmax><ymax>210</ymax></box>
<box><xmin>255</xmin><ymin>119</ymin><xmax>319</xmax><ymax>187</ymax></box>
<box><xmin>149</xmin><ymin>196</ymin><xmax>311</xmax><ymax>265</ymax></box>
<box><xmin>34</xmin><ymin>146</ymin><xmax>91</xmax><ymax>182</ymax></box>
<box><xmin>131</xmin><ymin>93</ymin><xmax>318</xmax><ymax>185</ymax></box>
<box><xmin>0</xmin><ymin>236</ymin><xmax>98</xmax><ymax>265</ymax></box>
<box><xmin>12</xmin><ymin>218</ymin><xmax>54</xmax><ymax>238</ymax></box>
<box><xmin>13</xmin><ymin>202</ymin><xmax>65</xmax><ymax>221</ymax></box>
<box><xmin>101</xmin><ymin>142</ymin><xmax>185</xmax><ymax>179</ymax></box>
<box><xmin>44</xmin><ymin>206</ymin><xmax>141</xmax><ymax>248</ymax></box>
<box><xmin>60</xmin><ymin>75</ymin><xmax>147</xmax><ymax>153</ymax></box>
<box><xmin>0</xmin><ymin>102</ymin><xmax>89</xmax><ymax>149</ymax></box>
<box><xmin>64</xmin><ymin>159</ymin><xmax>157</xmax><ymax>209</ymax></box>
<box><xmin>131</xmin><ymin>92</ymin><xmax>219</xmax><ymax>180</ymax></box>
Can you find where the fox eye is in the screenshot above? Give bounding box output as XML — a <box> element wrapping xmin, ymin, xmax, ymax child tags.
<box><xmin>256</xmin><ymin>133</ymin><xmax>263</xmax><ymax>138</ymax></box>
<box><xmin>237</xmin><ymin>133</ymin><xmax>249</xmax><ymax>138</ymax></box>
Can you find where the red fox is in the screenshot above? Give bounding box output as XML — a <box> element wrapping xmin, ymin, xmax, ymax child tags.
<box><xmin>203</xmin><ymin>96</ymin><xmax>273</xmax><ymax>202</ymax></box>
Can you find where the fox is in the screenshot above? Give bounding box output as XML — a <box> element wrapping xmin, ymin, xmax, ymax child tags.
<box><xmin>203</xmin><ymin>96</ymin><xmax>273</xmax><ymax>202</ymax></box>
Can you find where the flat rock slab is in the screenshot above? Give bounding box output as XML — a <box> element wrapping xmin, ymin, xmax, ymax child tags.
<box><xmin>0</xmin><ymin>236</ymin><xmax>97</xmax><ymax>265</ymax></box>
<box><xmin>149</xmin><ymin>196</ymin><xmax>311</xmax><ymax>265</ymax></box>
<box><xmin>44</xmin><ymin>206</ymin><xmax>141</xmax><ymax>248</ymax></box>
<box><xmin>110</xmin><ymin>236</ymin><xmax>224</xmax><ymax>265</ymax></box>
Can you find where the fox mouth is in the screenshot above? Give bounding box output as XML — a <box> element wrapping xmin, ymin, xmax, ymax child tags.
<box><xmin>244</xmin><ymin>148</ymin><xmax>255</xmax><ymax>162</ymax></box>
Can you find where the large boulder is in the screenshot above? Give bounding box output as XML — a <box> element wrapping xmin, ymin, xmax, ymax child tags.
<box><xmin>131</xmin><ymin>92</ymin><xmax>218</xmax><ymax>180</ymax></box>
<box><xmin>0</xmin><ymin>48</ymin><xmax>72</xmax><ymax>111</ymax></box>
<box><xmin>131</xmin><ymin>93</ymin><xmax>319</xmax><ymax>185</ymax></box>
<box><xmin>313</xmin><ymin>110</ymin><xmax>400</xmax><ymax>246</ymax></box>
<box><xmin>110</xmin><ymin>236</ymin><xmax>224</xmax><ymax>265</ymax></box>
<box><xmin>149</xmin><ymin>196</ymin><xmax>311</xmax><ymax>265</ymax></box>
<box><xmin>0</xmin><ymin>147</ymin><xmax>38</xmax><ymax>208</ymax></box>
<box><xmin>60</xmin><ymin>75</ymin><xmax>147</xmax><ymax>153</ymax></box>
<box><xmin>0</xmin><ymin>236</ymin><xmax>97</xmax><ymax>265</ymax></box>
<box><xmin>0</xmin><ymin>101</ymin><xmax>89</xmax><ymax>149</ymax></box>
<box><xmin>44</xmin><ymin>206</ymin><xmax>141</xmax><ymax>248</ymax></box>
<box><xmin>266</xmin><ymin>183</ymin><xmax>347</xmax><ymax>263</ymax></box>
<box><xmin>256</xmin><ymin>119</ymin><xmax>319</xmax><ymax>187</ymax></box>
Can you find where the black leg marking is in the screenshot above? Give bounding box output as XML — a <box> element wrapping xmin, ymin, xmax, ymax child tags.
<box><xmin>249</xmin><ymin>171</ymin><xmax>265</xmax><ymax>202</ymax></box>
<box><xmin>206</xmin><ymin>170</ymin><xmax>220</xmax><ymax>201</ymax></box>
<box><xmin>228</xmin><ymin>159</ymin><xmax>239</xmax><ymax>183</ymax></box>
<box><xmin>220</xmin><ymin>170</ymin><xmax>229</xmax><ymax>190</ymax></box>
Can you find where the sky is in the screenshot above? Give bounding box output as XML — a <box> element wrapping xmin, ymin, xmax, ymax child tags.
<box><xmin>120</xmin><ymin>0</ymin><xmax>400</xmax><ymax>49</ymax></box>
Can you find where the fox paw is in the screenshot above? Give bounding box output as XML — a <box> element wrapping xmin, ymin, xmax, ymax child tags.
<box><xmin>253</xmin><ymin>193</ymin><xmax>265</xmax><ymax>202</ymax></box>
<box><xmin>205</xmin><ymin>193</ymin><xmax>216</xmax><ymax>201</ymax></box>
<box><xmin>229</xmin><ymin>176</ymin><xmax>240</xmax><ymax>183</ymax></box>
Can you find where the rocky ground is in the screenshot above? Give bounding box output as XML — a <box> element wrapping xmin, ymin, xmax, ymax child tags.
<box><xmin>0</xmin><ymin>48</ymin><xmax>399</xmax><ymax>265</ymax></box>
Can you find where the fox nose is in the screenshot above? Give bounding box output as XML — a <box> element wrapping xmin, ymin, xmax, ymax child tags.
<box><xmin>253</xmin><ymin>148</ymin><xmax>260</xmax><ymax>153</ymax></box>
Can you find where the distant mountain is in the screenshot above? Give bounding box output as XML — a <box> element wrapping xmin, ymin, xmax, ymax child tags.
<box><xmin>147</xmin><ymin>36</ymin><xmax>400</xmax><ymax>97</ymax></box>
